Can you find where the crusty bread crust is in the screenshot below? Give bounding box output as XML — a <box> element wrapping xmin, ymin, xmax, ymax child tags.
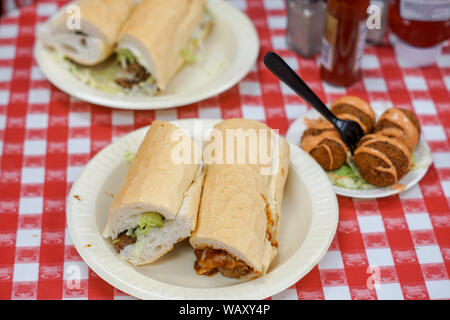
<box><xmin>40</xmin><ymin>0</ymin><xmax>136</xmax><ymax>65</ymax></box>
<box><xmin>72</xmin><ymin>0</ymin><xmax>136</xmax><ymax>45</ymax></box>
<box><xmin>103</xmin><ymin>120</ymin><xmax>201</xmax><ymax>239</ymax></box>
<box><xmin>125</xmin><ymin>168</ymin><xmax>206</xmax><ymax>266</ymax></box>
<box><xmin>102</xmin><ymin>120</ymin><xmax>204</xmax><ymax>266</ymax></box>
<box><xmin>118</xmin><ymin>0</ymin><xmax>206</xmax><ymax>90</ymax></box>
<box><xmin>190</xmin><ymin>119</ymin><xmax>290</xmax><ymax>278</ymax></box>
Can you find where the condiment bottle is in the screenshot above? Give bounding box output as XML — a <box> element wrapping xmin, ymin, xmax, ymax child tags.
<box><xmin>319</xmin><ymin>0</ymin><xmax>370</xmax><ymax>87</ymax></box>
<box><xmin>389</xmin><ymin>0</ymin><xmax>450</xmax><ymax>67</ymax></box>
<box><xmin>286</xmin><ymin>0</ymin><xmax>327</xmax><ymax>58</ymax></box>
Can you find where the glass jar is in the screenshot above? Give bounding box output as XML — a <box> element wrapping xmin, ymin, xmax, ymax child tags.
<box><xmin>286</xmin><ymin>0</ymin><xmax>327</xmax><ymax>58</ymax></box>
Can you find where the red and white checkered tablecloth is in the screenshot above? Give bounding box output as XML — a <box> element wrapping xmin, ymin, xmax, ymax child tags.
<box><xmin>0</xmin><ymin>0</ymin><xmax>449</xmax><ymax>300</ymax></box>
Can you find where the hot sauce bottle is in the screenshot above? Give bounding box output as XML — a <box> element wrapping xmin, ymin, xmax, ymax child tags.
<box><xmin>319</xmin><ymin>0</ymin><xmax>370</xmax><ymax>87</ymax></box>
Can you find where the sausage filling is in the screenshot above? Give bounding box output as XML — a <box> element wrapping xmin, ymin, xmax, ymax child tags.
<box><xmin>115</xmin><ymin>48</ymin><xmax>156</xmax><ymax>91</ymax></box>
<box><xmin>193</xmin><ymin>248</ymin><xmax>253</xmax><ymax>278</ymax></box>
<box><xmin>115</xmin><ymin>60</ymin><xmax>152</xmax><ymax>89</ymax></box>
<box><xmin>112</xmin><ymin>231</ymin><xmax>136</xmax><ymax>253</ymax></box>
<box><xmin>110</xmin><ymin>212</ymin><xmax>165</xmax><ymax>258</ymax></box>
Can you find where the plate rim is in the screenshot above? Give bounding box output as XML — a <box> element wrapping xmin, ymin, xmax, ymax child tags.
<box><xmin>66</xmin><ymin>119</ymin><xmax>339</xmax><ymax>300</ymax></box>
<box><xmin>34</xmin><ymin>0</ymin><xmax>260</xmax><ymax>110</ymax></box>
<box><xmin>286</xmin><ymin>108</ymin><xmax>433</xmax><ymax>199</ymax></box>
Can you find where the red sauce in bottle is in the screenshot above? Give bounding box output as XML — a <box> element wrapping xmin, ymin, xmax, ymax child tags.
<box><xmin>320</xmin><ymin>0</ymin><xmax>370</xmax><ymax>87</ymax></box>
<box><xmin>389</xmin><ymin>0</ymin><xmax>450</xmax><ymax>48</ymax></box>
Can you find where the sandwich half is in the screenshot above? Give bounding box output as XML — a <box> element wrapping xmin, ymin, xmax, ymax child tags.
<box><xmin>102</xmin><ymin>120</ymin><xmax>204</xmax><ymax>266</ymax></box>
<box><xmin>114</xmin><ymin>0</ymin><xmax>212</xmax><ymax>94</ymax></box>
<box><xmin>190</xmin><ymin>119</ymin><xmax>290</xmax><ymax>280</ymax></box>
<box><xmin>38</xmin><ymin>0</ymin><xmax>136</xmax><ymax>66</ymax></box>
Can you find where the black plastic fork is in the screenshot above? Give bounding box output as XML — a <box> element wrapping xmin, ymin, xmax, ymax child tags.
<box><xmin>264</xmin><ymin>51</ymin><xmax>364</xmax><ymax>153</ymax></box>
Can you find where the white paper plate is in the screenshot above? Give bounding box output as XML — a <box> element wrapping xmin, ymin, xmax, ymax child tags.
<box><xmin>34</xmin><ymin>0</ymin><xmax>259</xmax><ymax>110</ymax></box>
<box><xmin>286</xmin><ymin>106</ymin><xmax>433</xmax><ymax>199</ymax></box>
<box><xmin>66</xmin><ymin>119</ymin><xmax>338</xmax><ymax>300</ymax></box>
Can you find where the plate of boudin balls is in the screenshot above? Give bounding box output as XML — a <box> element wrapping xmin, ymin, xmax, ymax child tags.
<box><xmin>286</xmin><ymin>96</ymin><xmax>433</xmax><ymax>199</ymax></box>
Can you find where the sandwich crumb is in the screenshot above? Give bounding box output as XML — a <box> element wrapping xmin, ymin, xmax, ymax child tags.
<box><xmin>74</xmin><ymin>195</ymin><xmax>82</xmax><ymax>201</ymax></box>
<box><xmin>84</xmin><ymin>244</ymin><xmax>92</xmax><ymax>248</ymax></box>
<box><xmin>104</xmin><ymin>192</ymin><xmax>114</xmax><ymax>198</ymax></box>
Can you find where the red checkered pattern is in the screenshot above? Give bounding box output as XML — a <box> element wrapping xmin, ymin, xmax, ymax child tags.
<box><xmin>0</xmin><ymin>0</ymin><xmax>449</xmax><ymax>300</ymax></box>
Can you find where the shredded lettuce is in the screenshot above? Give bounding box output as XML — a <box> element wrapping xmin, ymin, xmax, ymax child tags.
<box><xmin>117</xmin><ymin>48</ymin><xmax>136</xmax><ymax>68</ymax></box>
<box><xmin>203</xmin><ymin>60</ymin><xmax>226</xmax><ymax>77</ymax></box>
<box><xmin>68</xmin><ymin>63</ymin><xmax>78</xmax><ymax>74</ymax></box>
<box><xmin>124</xmin><ymin>150</ymin><xmax>135</xmax><ymax>163</ymax></box>
<box><xmin>179</xmin><ymin>9</ymin><xmax>211</xmax><ymax>64</ymax></box>
<box><xmin>132</xmin><ymin>234</ymin><xmax>146</xmax><ymax>259</ymax></box>
<box><xmin>332</xmin><ymin>164</ymin><xmax>353</xmax><ymax>177</ymax></box>
<box><xmin>66</xmin><ymin>57</ymin><xmax>122</xmax><ymax>93</ymax></box>
<box><xmin>65</xmin><ymin>56</ymin><xmax>158</xmax><ymax>95</ymax></box>
<box><xmin>139</xmin><ymin>76</ymin><xmax>156</xmax><ymax>86</ymax></box>
<box><xmin>137</xmin><ymin>75</ymin><xmax>157</xmax><ymax>95</ymax></box>
<box><xmin>132</xmin><ymin>212</ymin><xmax>164</xmax><ymax>259</ymax></box>
<box><xmin>137</xmin><ymin>212</ymin><xmax>165</xmax><ymax>232</ymax></box>
<box><xmin>411</xmin><ymin>151</ymin><xmax>432</xmax><ymax>170</ymax></box>
<box><xmin>180</xmin><ymin>48</ymin><xmax>197</xmax><ymax>63</ymax></box>
<box><xmin>327</xmin><ymin>164</ymin><xmax>374</xmax><ymax>190</ymax></box>
<box><xmin>327</xmin><ymin>151</ymin><xmax>420</xmax><ymax>190</ymax></box>
<box><xmin>62</xmin><ymin>48</ymin><xmax>156</xmax><ymax>95</ymax></box>
<box><xmin>204</xmin><ymin>6</ymin><xmax>213</xmax><ymax>17</ymax></box>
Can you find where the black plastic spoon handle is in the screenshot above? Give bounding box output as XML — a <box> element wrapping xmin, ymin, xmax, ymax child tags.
<box><xmin>264</xmin><ymin>51</ymin><xmax>338</xmax><ymax>125</ymax></box>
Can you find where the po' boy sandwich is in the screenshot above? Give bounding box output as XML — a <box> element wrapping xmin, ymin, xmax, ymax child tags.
<box><xmin>102</xmin><ymin>120</ymin><xmax>204</xmax><ymax>266</ymax></box>
<box><xmin>190</xmin><ymin>119</ymin><xmax>290</xmax><ymax>280</ymax></box>
<box><xmin>114</xmin><ymin>0</ymin><xmax>212</xmax><ymax>94</ymax></box>
<box><xmin>38</xmin><ymin>0</ymin><xmax>136</xmax><ymax>66</ymax></box>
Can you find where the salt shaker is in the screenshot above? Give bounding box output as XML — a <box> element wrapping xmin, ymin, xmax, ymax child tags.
<box><xmin>286</xmin><ymin>0</ymin><xmax>327</xmax><ymax>58</ymax></box>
